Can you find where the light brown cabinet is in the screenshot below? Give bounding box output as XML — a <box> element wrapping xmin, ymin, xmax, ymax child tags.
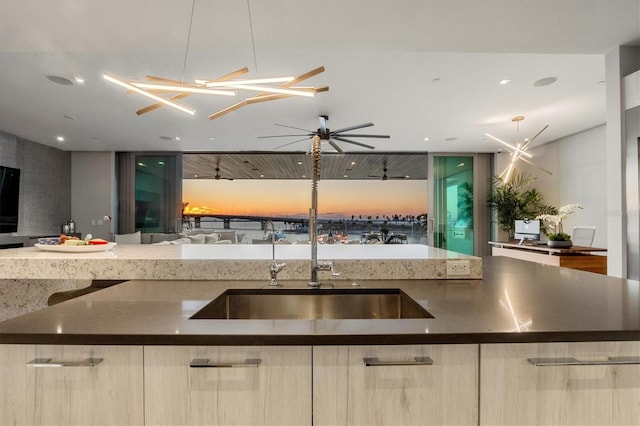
<box><xmin>480</xmin><ymin>341</ymin><xmax>640</xmax><ymax>425</ymax></box>
<box><xmin>144</xmin><ymin>345</ymin><xmax>312</xmax><ymax>425</ymax></box>
<box><xmin>313</xmin><ymin>344</ymin><xmax>479</xmax><ymax>425</ymax></box>
<box><xmin>0</xmin><ymin>344</ymin><xmax>144</xmax><ymax>425</ymax></box>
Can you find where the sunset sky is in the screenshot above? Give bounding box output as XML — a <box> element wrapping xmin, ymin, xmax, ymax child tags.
<box><xmin>183</xmin><ymin>179</ymin><xmax>427</xmax><ymax>219</ymax></box>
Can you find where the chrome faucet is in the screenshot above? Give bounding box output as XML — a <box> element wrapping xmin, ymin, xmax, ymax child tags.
<box><xmin>308</xmin><ymin>136</ymin><xmax>340</xmax><ymax>287</ymax></box>
<box><xmin>264</xmin><ymin>220</ymin><xmax>286</xmax><ymax>287</ymax></box>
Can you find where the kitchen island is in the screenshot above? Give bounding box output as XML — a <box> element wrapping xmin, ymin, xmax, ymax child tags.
<box><xmin>0</xmin><ymin>243</ymin><xmax>481</xmax><ymax>321</ymax></box>
<box><xmin>0</xmin><ymin>257</ymin><xmax>638</xmax><ymax>425</ymax></box>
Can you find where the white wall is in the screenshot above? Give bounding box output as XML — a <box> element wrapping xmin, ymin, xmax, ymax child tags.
<box><xmin>495</xmin><ymin>125</ymin><xmax>608</xmax><ymax>248</ymax></box>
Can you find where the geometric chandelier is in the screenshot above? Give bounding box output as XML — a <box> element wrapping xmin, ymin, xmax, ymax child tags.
<box><xmin>103</xmin><ymin>66</ymin><xmax>328</xmax><ymax>120</ymax></box>
<box><xmin>485</xmin><ymin>115</ymin><xmax>551</xmax><ymax>182</ymax></box>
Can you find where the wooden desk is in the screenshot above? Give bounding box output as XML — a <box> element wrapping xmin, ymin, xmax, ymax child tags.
<box><xmin>489</xmin><ymin>241</ymin><xmax>607</xmax><ymax>275</ymax></box>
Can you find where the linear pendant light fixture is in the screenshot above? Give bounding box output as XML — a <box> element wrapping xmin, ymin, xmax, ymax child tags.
<box><xmin>103</xmin><ymin>1</ymin><xmax>327</xmax><ymax>120</ymax></box>
<box><xmin>103</xmin><ymin>66</ymin><xmax>327</xmax><ymax>120</ymax></box>
<box><xmin>485</xmin><ymin>116</ymin><xmax>552</xmax><ymax>182</ymax></box>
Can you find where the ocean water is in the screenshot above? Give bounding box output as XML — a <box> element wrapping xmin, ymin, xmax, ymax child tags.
<box><xmin>183</xmin><ymin>218</ymin><xmax>427</xmax><ymax>245</ymax></box>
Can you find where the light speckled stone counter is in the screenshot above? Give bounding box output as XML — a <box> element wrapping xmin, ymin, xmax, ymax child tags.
<box><xmin>0</xmin><ymin>244</ymin><xmax>481</xmax><ymax>322</ymax></box>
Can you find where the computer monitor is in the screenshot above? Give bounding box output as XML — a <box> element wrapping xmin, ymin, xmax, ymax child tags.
<box><xmin>514</xmin><ymin>219</ymin><xmax>540</xmax><ymax>242</ymax></box>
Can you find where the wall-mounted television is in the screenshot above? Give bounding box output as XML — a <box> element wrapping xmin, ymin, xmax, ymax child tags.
<box><xmin>0</xmin><ymin>165</ymin><xmax>20</xmax><ymax>233</ymax></box>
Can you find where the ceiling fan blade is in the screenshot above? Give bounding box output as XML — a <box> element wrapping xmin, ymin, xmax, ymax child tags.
<box><xmin>318</xmin><ymin>116</ymin><xmax>328</xmax><ymax>133</ymax></box>
<box><xmin>273</xmin><ymin>137</ymin><xmax>312</xmax><ymax>150</ymax></box>
<box><xmin>327</xmin><ymin>139</ymin><xmax>344</xmax><ymax>153</ymax></box>
<box><xmin>332</xmin><ymin>136</ymin><xmax>375</xmax><ymax>150</ymax></box>
<box><xmin>338</xmin><ymin>133</ymin><xmax>390</xmax><ymax>138</ymax></box>
<box><xmin>521</xmin><ymin>125</ymin><xmax>549</xmax><ymax>150</ymax></box>
<box><xmin>257</xmin><ymin>134</ymin><xmax>312</xmax><ymax>139</ymax></box>
<box><xmin>208</xmin><ymin>100</ymin><xmax>248</xmax><ymax>120</ymax></box>
<box><xmin>274</xmin><ymin>123</ymin><xmax>316</xmax><ymax>133</ymax></box>
<box><xmin>331</xmin><ymin>122</ymin><xmax>374</xmax><ymax>134</ymax></box>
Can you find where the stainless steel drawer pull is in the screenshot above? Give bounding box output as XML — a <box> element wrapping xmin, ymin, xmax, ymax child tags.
<box><xmin>363</xmin><ymin>356</ymin><xmax>434</xmax><ymax>366</ymax></box>
<box><xmin>27</xmin><ymin>357</ymin><xmax>103</xmax><ymax>367</ymax></box>
<box><xmin>189</xmin><ymin>358</ymin><xmax>261</xmax><ymax>368</ymax></box>
<box><xmin>527</xmin><ymin>356</ymin><xmax>640</xmax><ymax>366</ymax></box>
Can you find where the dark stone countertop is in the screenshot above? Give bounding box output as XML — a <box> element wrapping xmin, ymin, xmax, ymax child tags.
<box><xmin>0</xmin><ymin>257</ymin><xmax>638</xmax><ymax>345</ymax></box>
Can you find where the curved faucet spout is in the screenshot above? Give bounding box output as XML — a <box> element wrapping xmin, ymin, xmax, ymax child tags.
<box><xmin>264</xmin><ymin>220</ymin><xmax>286</xmax><ymax>287</ymax></box>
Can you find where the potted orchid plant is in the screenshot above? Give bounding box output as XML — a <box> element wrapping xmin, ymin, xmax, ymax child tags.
<box><xmin>536</xmin><ymin>203</ymin><xmax>583</xmax><ymax>247</ymax></box>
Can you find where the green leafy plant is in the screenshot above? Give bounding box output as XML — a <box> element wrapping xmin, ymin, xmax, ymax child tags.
<box><xmin>486</xmin><ymin>171</ymin><xmax>557</xmax><ymax>239</ymax></box>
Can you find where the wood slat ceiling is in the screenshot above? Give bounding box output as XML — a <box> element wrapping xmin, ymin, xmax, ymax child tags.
<box><xmin>183</xmin><ymin>152</ymin><xmax>429</xmax><ymax>180</ymax></box>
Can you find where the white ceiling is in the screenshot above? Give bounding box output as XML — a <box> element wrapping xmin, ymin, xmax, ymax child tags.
<box><xmin>0</xmin><ymin>0</ymin><xmax>638</xmax><ymax>154</ymax></box>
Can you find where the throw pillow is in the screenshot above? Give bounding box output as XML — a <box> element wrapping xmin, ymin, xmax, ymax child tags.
<box><xmin>187</xmin><ymin>234</ymin><xmax>205</xmax><ymax>244</ymax></box>
<box><xmin>114</xmin><ymin>231</ymin><xmax>141</xmax><ymax>244</ymax></box>
<box><xmin>204</xmin><ymin>233</ymin><xmax>221</xmax><ymax>244</ymax></box>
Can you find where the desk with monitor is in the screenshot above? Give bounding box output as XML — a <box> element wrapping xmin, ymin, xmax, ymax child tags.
<box><xmin>489</xmin><ymin>241</ymin><xmax>607</xmax><ymax>275</ymax></box>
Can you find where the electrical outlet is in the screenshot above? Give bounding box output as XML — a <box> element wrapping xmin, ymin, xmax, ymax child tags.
<box><xmin>446</xmin><ymin>260</ymin><xmax>471</xmax><ymax>276</ymax></box>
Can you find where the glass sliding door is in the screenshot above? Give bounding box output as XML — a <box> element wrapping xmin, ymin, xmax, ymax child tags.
<box><xmin>429</xmin><ymin>156</ymin><xmax>474</xmax><ymax>255</ymax></box>
<box><xmin>116</xmin><ymin>152</ymin><xmax>182</xmax><ymax>234</ymax></box>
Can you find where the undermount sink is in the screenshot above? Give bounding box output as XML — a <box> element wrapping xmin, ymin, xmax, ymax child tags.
<box><xmin>190</xmin><ymin>288</ymin><xmax>434</xmax><ymax>320</ymax></box>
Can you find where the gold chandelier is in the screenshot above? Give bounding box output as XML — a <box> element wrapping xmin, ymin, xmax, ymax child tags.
<box><xmin>485</xmin><ymin>116</ymin><xmax>551</xmax><ymax>182</ymax></box>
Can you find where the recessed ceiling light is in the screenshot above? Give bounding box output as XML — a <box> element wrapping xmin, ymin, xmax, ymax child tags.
<box><xmin>194</xmin><ymin>174</ymin><xmax>199</xmax><ymax>178</ymax></box>
<box><xmin>350</xmin><ymin>161</ymin><xmax>356</xmax><ymax>165</ymax></box>
<box><xmin>297</xmin><ymin>161</ymin><xmax>303</xmax><ymax>165</ymax></box>
<box><xmin>174</xmin><ymin>137</ymin><xmax>181</xmax><ymax>141</ymax></box>
<box><xmin>56</xmin><ymin>136</ymin><xmax>65</xmax><ymax>142</ymax></box>
<box><xmin>157</xmin><ymin>161</ymin><xmax>165</xmax><ymax>165</ymax></box>
<box><xmin>343</xmin><ymin>174</ymin><xmax>348</xmax><ymax>178</ymax></box>
<box><xmin>499</xmin><ymin>79</ymin><xmax>511</xmax><ymax>85</ymax></box>
<box><xmin>533</xmin><ymin>77</ymin><xmax>557</xmax><ymax>87</ymax></box>
<box><xmin>457</xmin><ymin>163</ymin><xmax>465</xmax><ymax>167</ymax></box>
<box><xmin>209</xmin><ymin>136</ymin><xmax>215</xmax><ymax>140</ymax></box>
<box><xmin>302</xmin><ymin>174</ymin><xmax>306</xmax><ymax>178</ymax></box>
<box><xmin>260</xmin><ymin>174</ymin><xmax>265</xmax><ymax>178</ymax></box>
<box><xmin>74</xmin><ymin>77</ymin><xmax>85</xmax><ymax>84</ymax></box>
<box><xmin>423</xmin><ymin>137</ymin><xmax>429</xmax><ymax>141</ymax></box>
<box><xmin>47</xmin><ymin>75</ymin><xmax>73</xmax><ymax>85</ymax></box>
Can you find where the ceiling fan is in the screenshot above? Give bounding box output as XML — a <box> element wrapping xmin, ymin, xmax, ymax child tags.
<box><xmin>195</xmin><ymin>161</ymin><xmax>234</xmax><ymax>181</ymax></box>
<box><xmin>368</xmin><ymin>160</ymin><xmax>407</xmax><ymax>181</ymax></box>
<box><xmin>258</xmin><ymin>115</ymin><xmax>390</xmax><ymax>153</ymax></box>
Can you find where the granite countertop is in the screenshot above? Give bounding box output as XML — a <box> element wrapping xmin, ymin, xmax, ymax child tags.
<box><xmin>0</xmin><ymin>244</ymin><xmax>482</xmax><ymax>280</ymax></box>
<box><xmin>0</xmin><ymin>257</ymin><xmax>638</xmax><ymax>346</ymax></box>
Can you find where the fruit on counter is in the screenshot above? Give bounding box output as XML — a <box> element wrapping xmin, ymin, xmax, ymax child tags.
<box><xmin>88</xmin><ymin>238</ymin><xmax>109</xmax><ymax>245</ymax></box>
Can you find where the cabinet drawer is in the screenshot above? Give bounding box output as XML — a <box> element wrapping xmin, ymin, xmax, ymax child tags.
<box><xmin>144</xmin><ymin>345</ymin><xmax>312</xmax><ymax>426</ymax></box>
<box><xmin>480</xmin><ymin>341</ymin><xmax>640</xmax><ymax>425</ymax></box>
<box><xmin>314</xmin><ymin>344</ymin><xmax>479</xmax><ymax>426</ymax></box>
<box><xmin>0</xmin><ymin>344</ymin><xmax>144</xmax><ymax>426</ymax></box>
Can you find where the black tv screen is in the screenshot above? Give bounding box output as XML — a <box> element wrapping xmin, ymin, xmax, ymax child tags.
<box><xmin>0</xmin><ymin>165</ymin><xmax>20</xmax><ymax>233</ymax></box>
